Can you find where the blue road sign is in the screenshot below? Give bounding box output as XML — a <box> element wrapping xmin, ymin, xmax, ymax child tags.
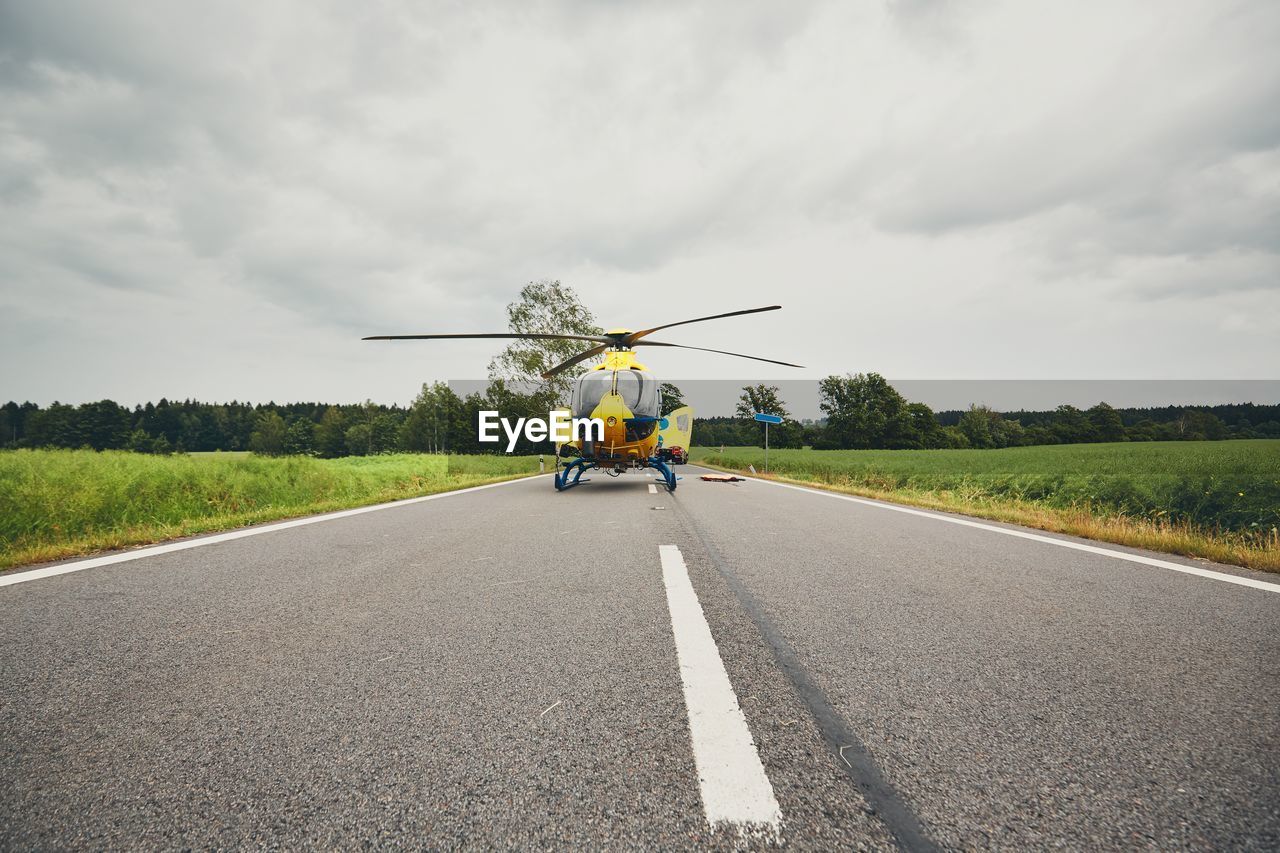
<box><xmin>753</xmin><ymin>413</ymin><xmax>784</xmax><ymax>424</ymax></box>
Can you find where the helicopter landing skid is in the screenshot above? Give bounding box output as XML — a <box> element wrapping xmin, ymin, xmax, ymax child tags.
<box><xmin>647</xmin><ymin>455</ymin><xmax>678</xmax><ymax>492</ymax></box>
<box><xmin>554</xmin><ymin>456</ymin><xmax>677</xmax><ymax>492</ymax></box>
<box><xmin>554</xmin><ymin>457</ymin><xmax>596</xmax><ymax>491</ymax></box>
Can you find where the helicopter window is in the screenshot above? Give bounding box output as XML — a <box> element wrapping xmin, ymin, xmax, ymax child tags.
<box><xmin>572</xmin><ymin>371</ymin><xmax>614</xmax><ymax>416</ymax></box>
<box><xmin>616</xmin><ymin>370</ymin><xmax>659</xmax><ymax>417</ymax></box>
<box><xmin>571</xmin><ymin>369</ymin><xmax>659</xmax><ymax>418</ymax></box>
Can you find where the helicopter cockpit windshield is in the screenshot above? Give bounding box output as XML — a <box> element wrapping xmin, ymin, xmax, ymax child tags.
<box><xmin>571</xmin><ymin>369</ymin><xmax>659</xmax><ymax>419</ymax></box>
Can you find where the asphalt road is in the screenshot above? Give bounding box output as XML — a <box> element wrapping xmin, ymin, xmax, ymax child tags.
<box><xmin>2</xmin><ymin>465</ymin><xmax>1278</xmax><ymax>849</ymax></box>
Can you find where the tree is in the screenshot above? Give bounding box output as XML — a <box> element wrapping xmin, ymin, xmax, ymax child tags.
<box><xmin>315</xmin><ymin>407</ymin><xmax>348</xmax><ymax>458</ymax></box>
<box><xmin>401</xmin><ymin>382</ymin><xmax>461</xmax><ymax>453</ymax></box>
<box><xmin>1255</xmin><ymin>420</ymin><xmax>1280</xmax><ymax>438</ymax></box>
<box><xmin>906</xmin><ymin>402</ymin><xmax>948</xmax><ymax>449</ymax></box>
<box><xmin>345</xmin><ymin>423</ymin><xmax>373</xmax><ymax>456</ymax></box>
<box><xmin>454</xmin><ymin>392</ymin><xmax>490</xmax><ymax>454</ymax></box>
<box><xmin>770</xmin><ymin>419</ymin><xmax>806</xmax><ymax>448</ymax></box>
<box><xmin>1177</xmin><ymin>409</ymin><xmax>1227</xmax><ymax>441</ymax></box>
<box><xmin>1051</xmin><ymin>405</ymin><xmax>1096</xmax><ymax>444</ymax></box>
<box><xmin>145</xmin><ymin>398</ymin><xmax>182</xmax><ymax>446</ymax></box>
<box><xmin>818</xmin><ymin>373</ymin><xmax>925</xmax><ymax>449</ymax></box>
<box><xmin>1127</xmin><ymin>419</ymin><xmax>1158</xmax><ymax>442</ymax></box>
<box><xmin>179</xmin><ymin>409</ymin><xmax>221</xmax><ymax>451</ymax></box>
<box><xmin>487</xmin><ymin>280</ymin><xmax>604</xmax><ymax>406</ymax></box>
<box><xmin>329</xmin><ymin>399</ymin><xmax>392</xmax><ymax>456</ymax></box>
<box><xmin>999</xmin><ymin>418</ymin><xmax>1026</xmax><ymax>447</ymax></box>
<box><xmin>126</xmin><ymin>429</ymin><xmax>153</xmax><ymax>453</ymax></box>
<box><xmin>1088</xmin><ymin>402</ymin><xmax>1127</xmax><ymax>443</ymax></box>
<box><xmin>0</xmin><ymin>401</ymin><xmax>37</xmax><ymax>447</ymax></box>
<box><xmin>371</xmin><ymin>413</ymin><xmax>402</xmax><ymax>453</ymax></box>
<box><xmin>958</xmin><ymin>405</ymin><xmax>1031</xmax><ymax>449</ymax></box>
<box><xmin>283</xmin><ymin>419</ymin><xmax>315</xmax><ymax>455</ymax></box>
<box><xmin>1</xmin><ymin>402</ymin><xmax>20</xmax><ymax>447</ymax></box>
<box><xmin>959</xmin><ymin>405</ymin><xmax>1001</xmax><ymax>448</ymax></box>
<box><xmin>75</xmin><ymin>400</ymin><xmax>131</xmax><ymax>450</ymax></box>
<box><xmin>25</xmin><ymin>402</ymin><xmax>80</xmax><ymax>448</ymax></box>
<box><xmin>735</xmin><ymin>384</ymin><xmax>788</xmax><ymax>420</ymax></box>
<box><xmin>736</xmin><ymin>384</ymin><xmax>790</xmax><ymax>446</ymax></box>
<box><xmin>941</xmin><ymin>425</ymin><xmax>971</xmax><ymax>448</ymax></box>
<box><xmin>659</xmin><ymin>382</ymin><xmax>687</xmax><ymax>415</ymax></box>
<box><xmin>249</xmin><ymin>411</ymin><xmax>287</xmax><ymax>456</ymax></box>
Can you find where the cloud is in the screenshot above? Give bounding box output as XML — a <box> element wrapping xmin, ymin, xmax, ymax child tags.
<box><xmin>0</xmin><ymin>0</ymin><xmax>1277</xmax><ymax>406</ymax></box>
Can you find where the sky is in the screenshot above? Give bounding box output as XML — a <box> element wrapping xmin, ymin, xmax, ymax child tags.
<box><xmin>1</xmin><ymin>0</ymin><xmax>1277</xmax><ymax>408</ymax></box>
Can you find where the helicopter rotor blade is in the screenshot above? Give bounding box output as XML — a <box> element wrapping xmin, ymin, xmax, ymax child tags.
<box><xmin>363</xmin><ymin>306</ymin><xmax>798</xmax><ymax>374</ymax></box>
<box><xmin>633</xmin><ymin>339</ymin><xmax>804</xmax><ymax>369</ymax></box>
<box><xmin>623</xmin><ymin>305</ymin><xmax>781</xmax><ymax>345</ymax></box>
<box><xmin>362</xmin><ymin>332</ymin><xmax>614</xmax><ymax>343</ymax></box>
<box><xmin>540</xmin><ymin>343</ymin><xmax>612</xmax><ymax>379</ymax></box>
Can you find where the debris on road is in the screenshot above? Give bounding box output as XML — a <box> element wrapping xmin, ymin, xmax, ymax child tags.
<box><xmin>539</xmin><ymin>700</ymin><xmax>562</xmax><ymax>718</ymax></box>
<box><xmin>483</xmin><ymin>578</ymin><xmax>532</xmax><ymax>590</ymax></box>
<box><xmin>701</xmin><ymin>474</ymin><xmax>744</xmax><ymax>482</ymax></box>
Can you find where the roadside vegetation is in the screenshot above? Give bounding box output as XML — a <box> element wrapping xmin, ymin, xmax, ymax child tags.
<box><xmin>692</xmin><ymin>441</ymin><xmax>1280</xmax><ymax>572</ymax></box>
<box><xmin>0</xmin><ymin>450</ymin><xmax>540</xmax><ymax>570</ymax></box>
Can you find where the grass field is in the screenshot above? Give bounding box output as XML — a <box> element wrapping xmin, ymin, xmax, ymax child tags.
<box><xmin>692</xmin><ymin>441</ymin><xmax>1280</xmax><ymax>572</ymax></box>
<box><xmin>0</xmin><ymin>450</ymin><xmax>541</xmax><ymax>570</ymax></box>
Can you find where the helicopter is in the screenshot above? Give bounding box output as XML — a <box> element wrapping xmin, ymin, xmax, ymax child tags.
<box><xmin>363</xmin><ymin>305</ymin><xmax>802</xmax><ymax>491</ymax></box>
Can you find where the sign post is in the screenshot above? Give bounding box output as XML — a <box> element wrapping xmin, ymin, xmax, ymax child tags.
<box><xmin>753</xmin><ymin>413</ymin><xmax>783</xmax><ymax>474</ymax></box>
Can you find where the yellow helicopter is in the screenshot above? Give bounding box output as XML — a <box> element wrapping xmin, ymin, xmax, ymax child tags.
<box><xmin>364</xmin><ymin>305</ymin><xmax>802</xmax><ymax>491</ymax></box>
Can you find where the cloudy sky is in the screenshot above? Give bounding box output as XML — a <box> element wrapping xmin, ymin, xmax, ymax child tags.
<box><xmin>2</xmin><ymin>0</ymin><xmax>1277</xmax><ymax>407</ymax></box>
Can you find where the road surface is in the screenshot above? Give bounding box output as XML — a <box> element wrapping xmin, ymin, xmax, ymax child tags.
<box><xmin>2</xmin><ymin>466</ymin><xmax>1278</xmax><ymax>849</ymax></box>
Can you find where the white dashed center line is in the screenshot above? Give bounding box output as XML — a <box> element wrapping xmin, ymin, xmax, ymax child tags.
<box><xmin>659</xmin><ymin>544</ymin><xmax>782</xmax><ymax>836</ymax></box>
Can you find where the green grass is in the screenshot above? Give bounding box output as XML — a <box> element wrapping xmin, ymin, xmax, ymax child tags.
<box><xmin>693</xmin><ymin>441</ymin><xmax>1280</xmax><ymax>571</ymax></box>
<box><xmin>0</xmin><ymin>450</ymin><xmax>542</xmax><ymax>570</ymax></box>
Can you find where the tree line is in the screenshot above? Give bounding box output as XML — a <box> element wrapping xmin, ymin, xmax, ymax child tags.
<box><xmin>4</xmin><ymin>374</ymin><xmax>1276</xmax><ymax>457</ymax></box>
<box><xmin>0</xmin><ymin>384</ymin><xmax>564</xmax><ymax>457</ymax></box>
<box><xmin>693</xmin><ymin>374</ymin><xmax>1280</xmax><ymax>450</ymax></box>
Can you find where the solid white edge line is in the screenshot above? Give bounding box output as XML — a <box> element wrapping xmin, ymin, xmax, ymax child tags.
<box><xmin>0</xmin><ymin>474</ymin><xmax>544</xmax><ymax>589</ymax></box>
<box><xmin>660</xmin><ymin>543</ymin><xmax>783</xmax><ymax>835</ymax></box>
<box><xmin>689</xmin><ymin>465</ymin><xmax>1280</xmax><ymax>595</ymax></box>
